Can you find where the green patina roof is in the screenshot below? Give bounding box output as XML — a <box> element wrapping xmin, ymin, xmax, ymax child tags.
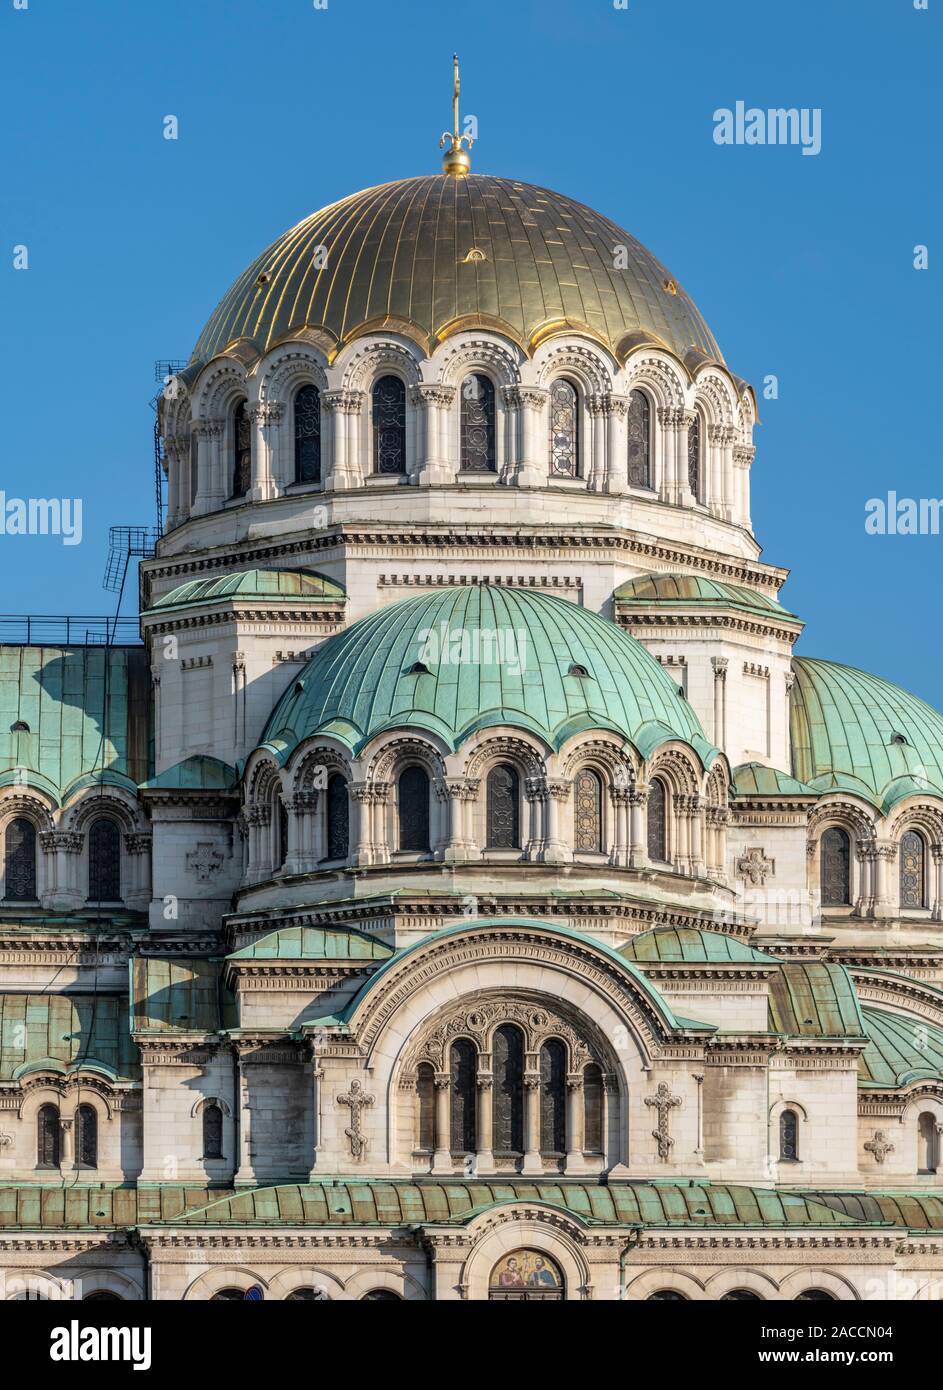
<box><xmin>132</xmin><ymin>958</ymin><xmax>236</xmax><ymax>1034</ymax></box>
<box><xmin>859</xmin><ymin>1006</ymin><xmax>943</xmax><ymax>1088</ymax></box>
<box><xmin>800</xmin><ymin>1190</ymin><xmax>943</xmax><ymax>1232</ymax></box>
<box><xmin>149</xmin><ymin>568</ymin><xmax>345</xmax><ymax>612</ymax></box>
<box><xmin>620</xmin><ymin>927</ymin><xmax>776</xmax><ymax>965</ymax></box>
<box><xmin>615</xmin><ymin>573</ymin><xmax>799</xmax><ymax>622</ymax></box>
<box><xmin>791</xmin><ymin>657</ymin><xmax>943</xmax><ymax>811</ymax></box>
<box><xmin>0</xmin><ymin>646</ymin><xmax>150</xmax><ymax>801</ymax></box>
<box><xmin>731</xmin><ymin>762</ymin><xmax>818</xmax><ymax>798</ymax></box>
<box><xmin>0</xmin><ymin>994</ymin><xmax>139</xmax><ymax>1081</ymax></box>
<box><xmin>0</xmin><ymin>1185</ymin><xmax>222</xmax><ymax>1231</ymax></box>
<box><xmin>767</xmin><ymin>961</ymin><xmax>866</xmax><ymax>1040</ymax></box>
<box><xmin>259</xmin><ymin>587</ymin><xmax>716</xmax><ymax>763</ymax></box>
<box><xmin>226</xmin><ymin>926</ymin><xmax>393</xmax><ymax>963</ymax></box>
<box><xmin>139</xmin><ymin>755</ymin><xmax>237</xmax><ymax>792</ymax></box>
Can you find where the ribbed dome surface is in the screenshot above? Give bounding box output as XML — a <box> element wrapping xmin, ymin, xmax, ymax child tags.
<box><xmin>190</xmin><ymin>175</ymin><xmax>721</xmax><ymax>367</ymax></box>
<box><xmin>258</xmin><ymin>587</ymin><xmax>715</xmax><ymax>762</ymax></box>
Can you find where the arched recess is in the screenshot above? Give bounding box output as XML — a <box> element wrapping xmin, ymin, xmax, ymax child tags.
<box><xmin>777</xmin><ymin>1269</ymin><xmax>859</xmax><ymax>1301</ymax></box>
<box><xmin>704</xmin><ymin>1269</ymin><xmax>778</xmax><ymax>1301</ymax></box>
<box><xmin>807</xmin><ymin>801</ymin><xmax>876</xmax><ymax>913</ymax></box>
<box><xmin>73</xmin><ymin>1270</ymin><xmax>143</xmax><ymax>1302</ymax></box>
<box><xmin>342</xmin><ymin>1267</ymin><xmax>426</xmax><ymax>1302</ymax></box>
<box><xmin>182</xmin><ymin>1267</ymin><xmax>270</xmax><ymax>1302</ymax></box>
<box><xmin>459</xmin><ymin>1210</ymin><xmax>590</xmax><ymax>1302</ymax></box>
<box><xmin>623</xmin><ymin>1269</ymin><xmax>705</xmax><ymax>1302</ymax></box>
<box><xmin>266</xmin><ymin>1266</ymin><xmax>345</xmax><ymax>1302</ymax></box>
<box><xmin>3</xmin><ymin>1270</ymin><xmax>68</xmax><ymax>1301</ymax></box>
<box><xmin>768</xmin><ymin>1098</ymin><xmax>808</xmax><ymax>1166</ymax></box>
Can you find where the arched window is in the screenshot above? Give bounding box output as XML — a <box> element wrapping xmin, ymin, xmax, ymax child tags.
<box><xmin>362</xmin><ymin>1290</ymin><xmax>402</xmax><ymax>1301</ymax></box>
<box><xmin>277</xmin><ymin>798</ymin><xmax>289</xmax><ymax>869</ymax></box>
<box><xmin>449</xmin><ymin>1039</ymin><xmax>477</xmax><ymax>1155</ymax></box>
<box><xmin>687</xmin><ymin>412</ymin><xmax>701</xmax><ymax>501</ymax></box>
<box><xmin>583</xmin><ymin>1063</ymin><xmax>604</xmax><ymax>1153</ymax></box>
<box><xmin>901</xmin><ymin>830</ymin><xmax>927</xmax><ymax>910</ymax></box>
<box><xmin>325</xmin><ymin>774</ymin><xmax>349</xmax><ymax>862</ymax></box>
<box><xmin>648</xmin><ymin>1290</ymin><xmax>687</xmax><ymax>1301</ymax></box>
<box><xmin>486</xmin><ymin>764</ymin><xmax>520</xmax><ymax>849</ymax></box>
<box><xmin>721</xmin><ymin>1290</ymin><xmax>762</xmax><ymax>1301</ymax></box>
<box><xmin>88</xmin><ymin>818</ymin><xmax>121</xmax><ymax>902</ymax></box>
<box><xmin>918</xmin><ymin>1111</ymin><xmax>938</xmax><ymax>1174</ymax></box>
<box><xmin>460</xmin><ymin>374</ymin><xmax>496</xmax><ymax>473</ymax></box>
<box><xmin>647</xmin><ymin>779</ymin><xmax>667</xmax><ymax>863</ymax></box>
<box><xmin>398</xmin><ymin>766</ymin><xmax>430</xmax><ymax>853</ymax></box>
<box><xmin>492</xmin><ymin>1024</ymin><xmax>524</xmax><ymax>1155</ymax></box>
<box><xmin>627</xmin><ymin>389</ymin><xmax>652</xmax><ymax>489</ymax></box>
<box><xmin>37</xmin><ymin>1104</ymin><xmax>59</xmax><ymax>1168</ymax></box>
<box><xmin>231</xmin><ymin>399</ymin><xmax>251</xmax><ymax>498</ymax></box>
<box><xmin>820</xmin><ymin>827</ymin><xmax>851</xmax><ymax>907</ymax></box>
<box><xmin>372</xmin><ymin>375</ymin><xmax>406</xmax><ymax>474</ymax></box>
<box><xmin>211</xmin><ymin>1289</ymin><xmax>246</xmax><ymax>1302</ymax></box>
<box><xmin>5</xmin><ymin>817</ymin><xmax>37</xmax><ymax>901</ymax></box>
<box><xmin>202</xmin><ymin>1103</ymin><xmax>224</xmax><ymax>1160</ymax></box>
<box><xmin>83</xmin><ymin>1292</ymin><xmax>122</xmax><ymax>1301</ymax></box>
<box><xmin>574</xmin><ymin>768</ymin><xmax>603</xmax><ymax>853</ymax></box>
<box><xmin>294</xmin><ymin>383</ymin><xmax>321</xmax><ymax>485</ymax></box>
<box><xmin>549</xmin><ymin>379</ymin><xmax>579</xmax><ymax>476</ymax></box>
<box><xmin>189</xmin><ymin>433</ymin><xmax>199</xmax><ymax>505</ymax></box>
<box><xmin>539</xmin><ymin>1040</ymin><xmax>566</xmax><ymax>1155</ymax></box>
<box><xmin>795</xmin><ymin>1290</ymin><xmax>837</xmax><ymax>1301</ymax></box>
<box><xmin>416</xmin><ymin>1063</ymin><xmax>435</xmax><ymax>1152</ymax></box>
<box><xmin>286</xmin><ymin>1288</ymin><xmax>330</xmax><ymax>1301</ymax></box>
<box><xmin>76</xmin><ymin>1104</ymin><xmax>97</xmax><ymax>1168</ymax></box>
<box><xmin>779</xmin><ymin>1108</ymin><xmax>798</xmax><ymax>1161</ymax></box>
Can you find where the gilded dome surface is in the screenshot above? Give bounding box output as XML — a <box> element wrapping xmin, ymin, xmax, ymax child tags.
<box><xmin>189</xmin><ymin>175</ymin><xmax>721</xmax><ymax>367</ymax></box>
<box><xmin>258</xmin><ymin>586</ymin><xmax>717</xmax><ymax>763</ymax></box>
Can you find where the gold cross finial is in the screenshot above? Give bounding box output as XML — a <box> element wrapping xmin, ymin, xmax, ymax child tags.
<box><xmin>440</xmin><ymin>53</ymin><xmax>473</xmax><ymax>177</ymax></box>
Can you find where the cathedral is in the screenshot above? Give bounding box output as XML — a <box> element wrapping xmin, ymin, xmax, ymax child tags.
<box><xmin>4</xmin><ymin>71</ymin><xmax>943</xmax><ymax>1303</ymax></box>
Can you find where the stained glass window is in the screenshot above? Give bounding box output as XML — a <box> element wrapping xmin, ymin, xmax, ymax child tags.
<box><xmin>416</xmin><ymin>1063</ymin><xmax>435</xmax><ymax>1152</ymax></box>
<box><xmin>372</xmin><ymin>375</ymin><xmax>406</xmax><ymax>474</ymax></box>
<box><xmin>687</xmin><ymin>412</ymin><xmax>701</xmax><ymax>501</ymax></box>
<box><xmin>88</xmin><ymin>818</ymin><xmax>120</xmax><ymax>902</ymax></box>
<box><xmin>779</xmin><ymin>1109</ymin><xmax>798</xmax><ymax>1161</ymax></box>
<box><xmin>900</xmin><ymin>830</ymin><xmax>926</xmax><ymax>910</ymax></box>
<box><xmin>398</xmin><ymin>766</ymin><xmax>430</xmax><ymax>852</ymax></box>
<box><xmin>449</xmin><ymin>1039</ymin><xmax>477</xmax><ymax>1154</ymax></box>
<box><xmin>203</xmin><ymin>1103</ymin><xmax>223</xmax><ymax>1160</ymax></box>
<box><xmin>460</xmin><ymin>374</ymin><xmax>496</xmax><ymax>472</ymax></box>
<box><xmin>492</xmin><ymin>1024</ymin><xmax>524</xmax><ymax>1154</ymax></box>
<box><xmin>486</xmin><ymin>764</ymin><xmax>520</xmax><ymax>849</ymax></box>
<box><xmin>647</xmin><ymin>779</ymin><xmax>667</xmax><ymax>863</ymax></box>
<box><xmin>583</xmin><ymin>1063</ymin><xmax>603</xmax><ymax>1153</ymax></box>
<box><xmin>820</xmin><ymin>827</ymin><xmax>851</xmax><ymax>907</ymax></box>
<box><xmin>76</xmin><ymin>1104</ymin><xmax>97</xmax><ymax>1168</ymax></box>
<box><xmin>325</xmin><ymin>774</ymin><xmax>349</xmax><ymax>861</ymax></box>
<box><xmin>5</xmin><ymin>817</ymin><xmax>36</xmax><ymax>901</ymax></box>
<box><xmin>37</xmin><ymin>1104</ymin><xmax>59</xmax><ymax>1168</ymax></box>
<box><xmin>627</xmin><ymin>389</ymin><xmax>652</xmax><ymax>489</ymax></box>
<box><xmin>539</xmin><ymin>1040</ymin><xmax>566</xmax><ymax>1154</ymax></box>
<box><xmin>294</xmin><ymin>384</ymin><xmax>321</xmax><ymax>485</ymax></box>
<box><xmin>574</xmin><ymin>769</ymin><xmax>603</xmax><ymax>852</ymax></box>
<box><xmin>549</xmin><ymin>379</ymin><xmax>579</xmax><ymax>477</ymax></box>
<box><xmin>231</xmin><ymin>399</ymin><xmax>251</xmax><ymax>498</ymax></box>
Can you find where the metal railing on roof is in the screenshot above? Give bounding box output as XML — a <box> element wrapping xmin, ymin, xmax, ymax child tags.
<box><xmin>0</xmin><ymin>616</ymin><xmax>142</xmax><ymax>646</ymax></box>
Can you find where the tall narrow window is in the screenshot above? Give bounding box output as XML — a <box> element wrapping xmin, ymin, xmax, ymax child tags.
<box><xmin>687</xmin><ymin>412</ymin><xmax>701</xmax><ymax>501</ymax></box>
<box><xmin>583</xmin><ymin>1063</ymin><xmax>603</xmax><ymax>1153</ymax></box>
<box><xmin>492</xmin><ymin>1024</ymin><xmax>524</xmax><ymax>1155</ymax></box>
<box><xmin>5</xmin><ymin>817</ymin><xmax>36</xmax><ymax>901</ymax></box>
<box><xmin>779</xmin><ymin>1108</ymin><xmax>798</xmax><ymax>1161</ymax></box>
<box><xmin>627</xmin><ymin>389</ymin><xmax>652</xmax><ymax>489</ymax></box>
<box><xmin>37</xmin><ymin>1104</ymin><xmax>59</xmax><ymax>1168</ymax></box>
<box><xmin>76</xmin><ymin>1104</ymin><xmax>97</xmax><ymax>1168</ymax></box>
<box><xmin>372</xmin><ymin>375</ymin><xmax>406</xmax><ymax>474</ymax></box>
<box><xmin>647</xmin><ymin>779</ymin><xmax>667</xmax><ymax>863</ymax></box>
<box><xmin>202</xmin><ymin>1103</ymin><xmax>224</xmax><ymax>1160</ymax></box>
<box><xmin>325</xmin><ymin>774</ymin><xmax>349</xmax><ymax>862</ymax></box>
<box><xmin>416</xmin><ymin>1063</ymin><xmax>435</xmax><ymax>1152</ymax></box>
<box><xmin>539</xmin><ymin>1040</ymin><xmax>566</xmax><ymax>1155</ymax></box>
<box><xmin>486</xmin><ymin>764</ymin><xmax>520</xmax><ymax>849</ymax></box>
<box><xmin>398</xmin><ymin>766</ymin><xmax>430</xmax><ymax>852</ymax></box>
<box><xmin>231</xmin><ymin>399</ymin><xmax>251</xmax><ymax>498</ymax></box>
<box><xmin>88</xmin><ymin>818</ymin><xmax>120</xmax><ymax>902</ymax></box>
<box><xmin>189</xmin><ymin>434</ymin><xmax>199</xmax><ymax>506</ymax></box>
<box><xmin>918</xmin><ymin>1112</ymin><xmax>938</xmax><ymax>1174</ymax></box>
<box><xmin>900</xmin><ymin>830</ymin><xmax>927</xmax><ymax>910</ymax></box>
<box><xmin>449</xmin><ymin>1040</ymin><xmax>477</xmax><ymax>1154</ymax></box>
<box><xmin>294</xmin><ymin>384</ymin><xmax>321</xmax><ymax>485</ymax></box>
<box><xmin>460</xmin><ymin>374</ymin><xmax>496</xmax><ymax>473</ymax></box>
<box><xmin>820</xmin><ymin>827</ymin><xmax>851</xmax><ymax>907</ymax></box>
<box><xmin>277</xmin><ymin>799</ymin><xmax>289</xmax><ymax>869</ymax></box>
<box><xmin>549</xmin><ymin>379</ymin><xmax>579</xmax><ymax>476</ymax></box>
<box><xmin>574</xmin><ymin>768</ymin><xmax>603</xmax><ymax>853</ymax></box>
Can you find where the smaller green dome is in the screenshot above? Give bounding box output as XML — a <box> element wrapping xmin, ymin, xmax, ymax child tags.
<box><xmin>258</xmin><ymin>587</ymin><xmax>717</xmax><ymax>763</ymax></box>
<box><xmin>860</xmin><ymin>1006</ymin><xmax>943</xmax><ymax>1087</ymax></box>
<box><xmin>731</xmin><ymin>763</ymin><xmax>817</xmax><ymax>798</ymax></box>
<box><xmin>615</xmin><ymin>573</ymin><xmax>799</xmax><ymax>623</ymax></box>
<box><xmin>149</xmin><ymin>568</ymin><xmax>345</xmax><ymax>612</ymax></box>
<box><xmin>620</xmin><ymin>927</ymin><xmax>775</xmax><ymax>964</ymax></box>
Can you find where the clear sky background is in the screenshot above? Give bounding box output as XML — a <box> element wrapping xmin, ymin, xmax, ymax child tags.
<box><xmin>0</xmin><ymin>0</ymin><xmax>940</xmax><ymax>701</ymax></box>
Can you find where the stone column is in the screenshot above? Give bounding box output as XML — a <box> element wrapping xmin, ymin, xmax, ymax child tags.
<box><xmin>656</xmin><ymin>406</ymin><xmax>684</xmax><ymax>504</ymax></box>
<box><xmin>233</xmin><ymin>1045</ymin><xmax>257</xmax><ymax>1187</ymax></box>
<box><xmin>522</xmin><ymin>1073</ymin><xmax>542</xmax><ymax>1175</ymax></box>
<box><xmin>688</xmin><ymin>796</ymin><xmax>705</xmax><ymax>878</ymax></box>
<box><xmin>322</xmin><ymin>390</ymin><xmax>362</xmax><ymax>491</ymax></box>
<box><xmin>511</xmin><ymin>387</ymin><xmax>547</xmax><ymax>488</ymax></box>
<box><xmin>541</xmin><ymin>780</ymin><xmax>571</xmax><ymax>863</ymax></box>
<box><xmin>565</xmin><ymin>1073</ymin><xmax>585</xmax><ymax>1173</ymax></box>
<box><xmin>307</xmin><ymin>1050</ymin><xmax>324</xmax><ymax>1178</ymax></box>
<box><xmin>124</xmin><ymin>832</ymin><xmax>153</xmax><ymax>911</ymax></box>
<box><xmin>681</xmin><ymin>411</ymin><xmax>699</xmax><ymax>506</ymax></box>
<box><xmin>586</xmin><ymin>394</ymin><xmax>608</xmax><ymax>492</ymax></box>
<box><xmin>41</xmin><ymin>831</ymin><xmax>82</xmax><ymax>911</ymax></box>
<box><xmin>628</xmin><ymin>789</ymin><xmax>647</xmax><ymax>869</ymax></box>
<box><xmin>855</xmin><ymin>841</ymin><xmax>875</xmax><ymax>917</ymax></box>
<box><xmin>163</xmin><ymin>435</ymin><xmax>187</xmax><ymax>528</ymax></box>
<box><xmin>523</xmin><ymin>778</ymin><xmax>543</xmax><ymax>861</ymax></box>
<box><xmin>673</xmin><ymin>794</ymin><xmax>690</xmax><ymax>874</ymax></box>
<box><xmin>349</xmin><ymin>784</ymin><xmax>373</xmax><ymax>867</ymax></box>
<box><xmin>371</xmin><ymin>782</ymin><xmax>390</xmax><ymax>865</ymax></box>
<box><xmin>248</xmin><ymin>400</ymin><xmax>283</xmax><ymax>501</ymax></box>
<box><xmin>475</xmin><ymin>1074</ymin><xmax>494</xmax><ymax>1174</ymax></box>
<box><xmin>432</xmin><ymin>1073</ymin><xmax>452</xmax><ymax>1174</ymax></box>
<box><xmin>608</xmin><ymin>786</ymin><xmax>630</xmax><ymax>868</ymax></box>
<box><xmin>932</xmin><ymin>847</ymin><xmax>943</xmax><ymax>921</ymax></box>
<box><xmin>604</xmin><ymin>394</ymin><xmax>628</xmax><ymax>494</ymax></box>
<box><xmin>711</xmin><ymin>656</ymin><xmax>728</xmax><ymax>750</ymax></box>
<box><xmin>873</xmin><ymin>841</ymin><xmax>898</xmax><ymax>919</ymax></box>
<box><xmin>733</xmin><ymin>445</ymin><xmax>755</xmax><ymax>531</ymax></box>
<box><xmin>412</xmin><ymin>384</ymin><xmax>455</xmax><ymax>485</ymax></box>
<box><xmin>191</xmin><ymin>418</ymin><xmax>224</xmax><ymax>514</ymax></box>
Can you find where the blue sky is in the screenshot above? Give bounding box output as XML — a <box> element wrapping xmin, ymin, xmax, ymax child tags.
<box><xmin>1</xmin><ymin>0</ymin><xmax>940</xmax><ymax>701</ymax></box>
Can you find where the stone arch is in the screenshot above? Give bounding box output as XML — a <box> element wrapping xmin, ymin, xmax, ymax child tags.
<box><xmin>704</xmin><ymin>1268</ymin><xmax>778</xmax><ymax>1300</ymax></box>
<box><xmin>61</xmin><ymin>788</ymin><xmax>143</xmax><ymax>836</ymax></box>
<box><xmin>287</xmin><ymin>740</ymin><xmax>353</xmax><ymax>795</ymax></box>
<box><xmin>533</xmin><ymin>340</ymin><xmax>615</xmax><ymax>397</ymax></box>
<box><xmin>340</xmin><ymin>338</ymin><xmax>423</xmax><ymax>395</ymax></box>
<box><xmin>191</xmin><ymin>355</ymin><xmax>249</xmax><ymax>422</ymax></box>
<box><xmin>460</xmin><ymin>1209</ymin><xmax>590</xmax><ymax>1302</ymax></box>
<box><xmin>2</xmin><ymin>1269</ymin><xmax>68</xmax><ymax>1300</ymax></box>
<box><xmin>623</xmin><ymin>1268</ymin><xmax>706</xmax><ymax>1301</ymax></box>
<box><xmin>777</xmin><ymin>1268</ymin><xmax>859</xmax><ymax>1301</ymax></box>
<box><xmin>343</xmin><ymin>1267</ymin><xmax>426</xmax><ymax>1302</ymax></box>
<box><xmin>189</xmin><ymin>1095</ymin><xmax>233</xmax><ymax>1119</ymax></box>
<box><xmin>434</xmin><ymin>335</ymin><xmax>521</xmax><ymax>391</ymax></box>
<box><xmin>73</xmin><ymin>1269</ymin><xmax>142</xmax><ymax>1301</ymax></box>
<box><xmin>265</xmin><ymin>1266</ymin><xmax>345</xmax><ymax>1302</ymax></box>
<box><xmin>462</xmin><ymin>733</ymin><xmax>547</xmax><ymax>783</ymax></box>
<box><xmin>692</xmin><ymin>366</ymin><xmax>738</xmax><ymax>430</ymax></box>
<box><xmin>182</xmin><ymin>1267</ymin><xmax>270</xmax><ymax>1301</ymax></box>
<box><xmin>621</xmin><ymin>350</ymin><xmax>687</xmax><ymax>411</ymax></box>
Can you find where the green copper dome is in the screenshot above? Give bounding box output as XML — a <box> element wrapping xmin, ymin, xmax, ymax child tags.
<box><xmin>258</xmin><ymin>587</ymin><xmax>717</xmax><ymax>763</ymax></box>
<box><xmin>149</xmin><ymin>568</ymin><xmax>345</xmax><ymax>612</ymax></box>
<box><xmin>615</xmin><ymin>573</ymin><xmax>799</xmax><ymax>623</ymax></box>
<box><xmin>791</xmin><ymin>658</ymin><xmax>943</xmax><ymax>811</ymax></box>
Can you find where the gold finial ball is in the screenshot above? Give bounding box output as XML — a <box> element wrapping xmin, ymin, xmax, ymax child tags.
<box><xmin>442</xmin><ymin>144</ymin><xmax>471</xmax><ymax>177</ymax></box>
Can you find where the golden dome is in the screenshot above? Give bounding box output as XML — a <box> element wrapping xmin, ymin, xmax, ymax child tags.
<box><xmin>189</xmin><ymin>174</ymin><xmax>722</xmax><ymax>368</ymax></box>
